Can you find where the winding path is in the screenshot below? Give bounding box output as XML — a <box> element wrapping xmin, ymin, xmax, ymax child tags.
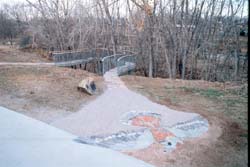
<box><xmin>0</xmin><ymin>60</ymin><xmax>208</xmax><ymax>152</ymax></box>
<box><xmin>52</xmin><ymin>68</ymin><xmax>209</xmax><ymax>151</ymax></box>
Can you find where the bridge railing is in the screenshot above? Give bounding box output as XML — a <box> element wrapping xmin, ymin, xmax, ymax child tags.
<box><xmin>117</xmin><ymin>55</ymin><xmax>136</xmax><ymax>76</ymax></box>
<box><xmin>101</xmin><ymin>54</ymin><xmax>123</xmax><ymax>75</ymax></box>
<box><xmin>51</xmin><ymin>49</ymin><xmax>136</xmax><ymax>76</ymax></box>
<box><xmin>52</xmin><ymin>49</ymin><xmax>111</xmax><ymax>63</ymax></box>
<box><xmin>53</xmin><ymin>51</ymin><xmax>87</xmax><ymax>62</ymax></box>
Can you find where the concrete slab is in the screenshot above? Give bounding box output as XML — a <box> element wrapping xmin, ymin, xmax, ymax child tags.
<box><xmin>0</xmin><ymin>106</ymin><xmax>154</xmax><ymax>167</ymax></box>
<box><xmin>52</xmin><ymin>68</ymin><xmax>205</xmax><ymax>136</ymax></box>
<box><xmin>52</xmin><ymin>68</ymin><xmax>208</xmax><ymax>152</ymax></box>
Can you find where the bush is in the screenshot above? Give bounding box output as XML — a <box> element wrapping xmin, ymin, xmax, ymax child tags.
<box><xmin>19</xmin><ymin>35</ymin><xmax>31</xmax><ymax>48</ymax></box>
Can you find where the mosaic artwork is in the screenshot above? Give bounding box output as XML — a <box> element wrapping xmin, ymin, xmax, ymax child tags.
<box><xmin>77</xmin><ymin>111</ymin><xmax>209</xmax><ymax>152</ymax></box>
<box><xmin>76</xmin><ymin>129</ymin><xmax>154</xmax><ymax>151</ymax></box>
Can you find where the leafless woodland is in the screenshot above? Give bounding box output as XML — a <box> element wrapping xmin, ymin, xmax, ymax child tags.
<box><xmin>0</xmin><ymin>0</ymin><xmax>248</xmax><ymax>82</ymax></box>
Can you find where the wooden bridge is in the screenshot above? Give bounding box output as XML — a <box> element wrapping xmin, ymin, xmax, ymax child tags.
<box><xmin>52</xmin><ymin>49</ymin><xmax>136</xmax><ymax>75</ymax></box>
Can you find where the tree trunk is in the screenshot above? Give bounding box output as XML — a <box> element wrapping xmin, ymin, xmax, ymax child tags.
<box><xmin>148</xmin><ymin>15</ymin><xmax>154</xmax><ymax>78</ymax></box>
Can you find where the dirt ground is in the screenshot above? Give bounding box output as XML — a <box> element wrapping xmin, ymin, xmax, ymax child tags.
<box><xmin>0</xmin><ymin>66</ymin><xmax>105</xmax><ymax>123</ymax></box>
<box><xmin>0</xmin><ymin>45</ymin><xmax>105</xmax><ymax>123</ymax></box>
<box><xmin>121</xmin><ymin>76</ymin><xmax>248</xmax><ymax>167</ymax></box>
<box><xmin>0</xmin><ymin>45</ymin><xmax>49</xmax><ymax>62</ymax></box>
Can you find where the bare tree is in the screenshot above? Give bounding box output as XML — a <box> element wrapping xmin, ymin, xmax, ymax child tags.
<box><xmin>0</xmin><ymin>0</ymin><xmax>246</xmax><ymax>82</ymax></box>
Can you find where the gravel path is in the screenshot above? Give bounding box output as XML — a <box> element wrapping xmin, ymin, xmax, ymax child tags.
<box><xmin>0</xmin><ymin>62</ymin><xmax>55</xmax><ymax>66</ymax></box>
<box><xmin>52</xmin><ymin>68</ymin><xmax>206</xmax><ymax>138</ymax></box>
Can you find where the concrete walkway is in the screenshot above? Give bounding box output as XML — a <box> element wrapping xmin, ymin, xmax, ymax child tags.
<box><xmin>52</xmin><ymin>68</ymin><xmax>208</xmax><ymax>151</ymax></box>
<box><xmin>52</xmin><ymin>68</ymin><xmax>200</xmax><ymax>135</ymax></box>
<box><xmin>0</xmin><ymin>106</ymin><xmax>154</xmax><ymax>167</ymax></box>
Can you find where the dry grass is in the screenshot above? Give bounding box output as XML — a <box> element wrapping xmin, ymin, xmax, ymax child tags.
<box><xmin>122</xmin><ymin>76</ymin><xmax>248</xmax><ymax>130</ymax></box>
<box><xmin>0</xmin><ymin>66</ymin><xmax>105</xmax><ymax>123</ymax></box>
<box><xmin>0</xmin><ymin>45</ymin><xmax>49</xmax><ymax>62</ymax></box>
<box><xmin>121</xmin><ymin>75</ymin><xmax>248</xmax><ymax>167</ymax></box>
